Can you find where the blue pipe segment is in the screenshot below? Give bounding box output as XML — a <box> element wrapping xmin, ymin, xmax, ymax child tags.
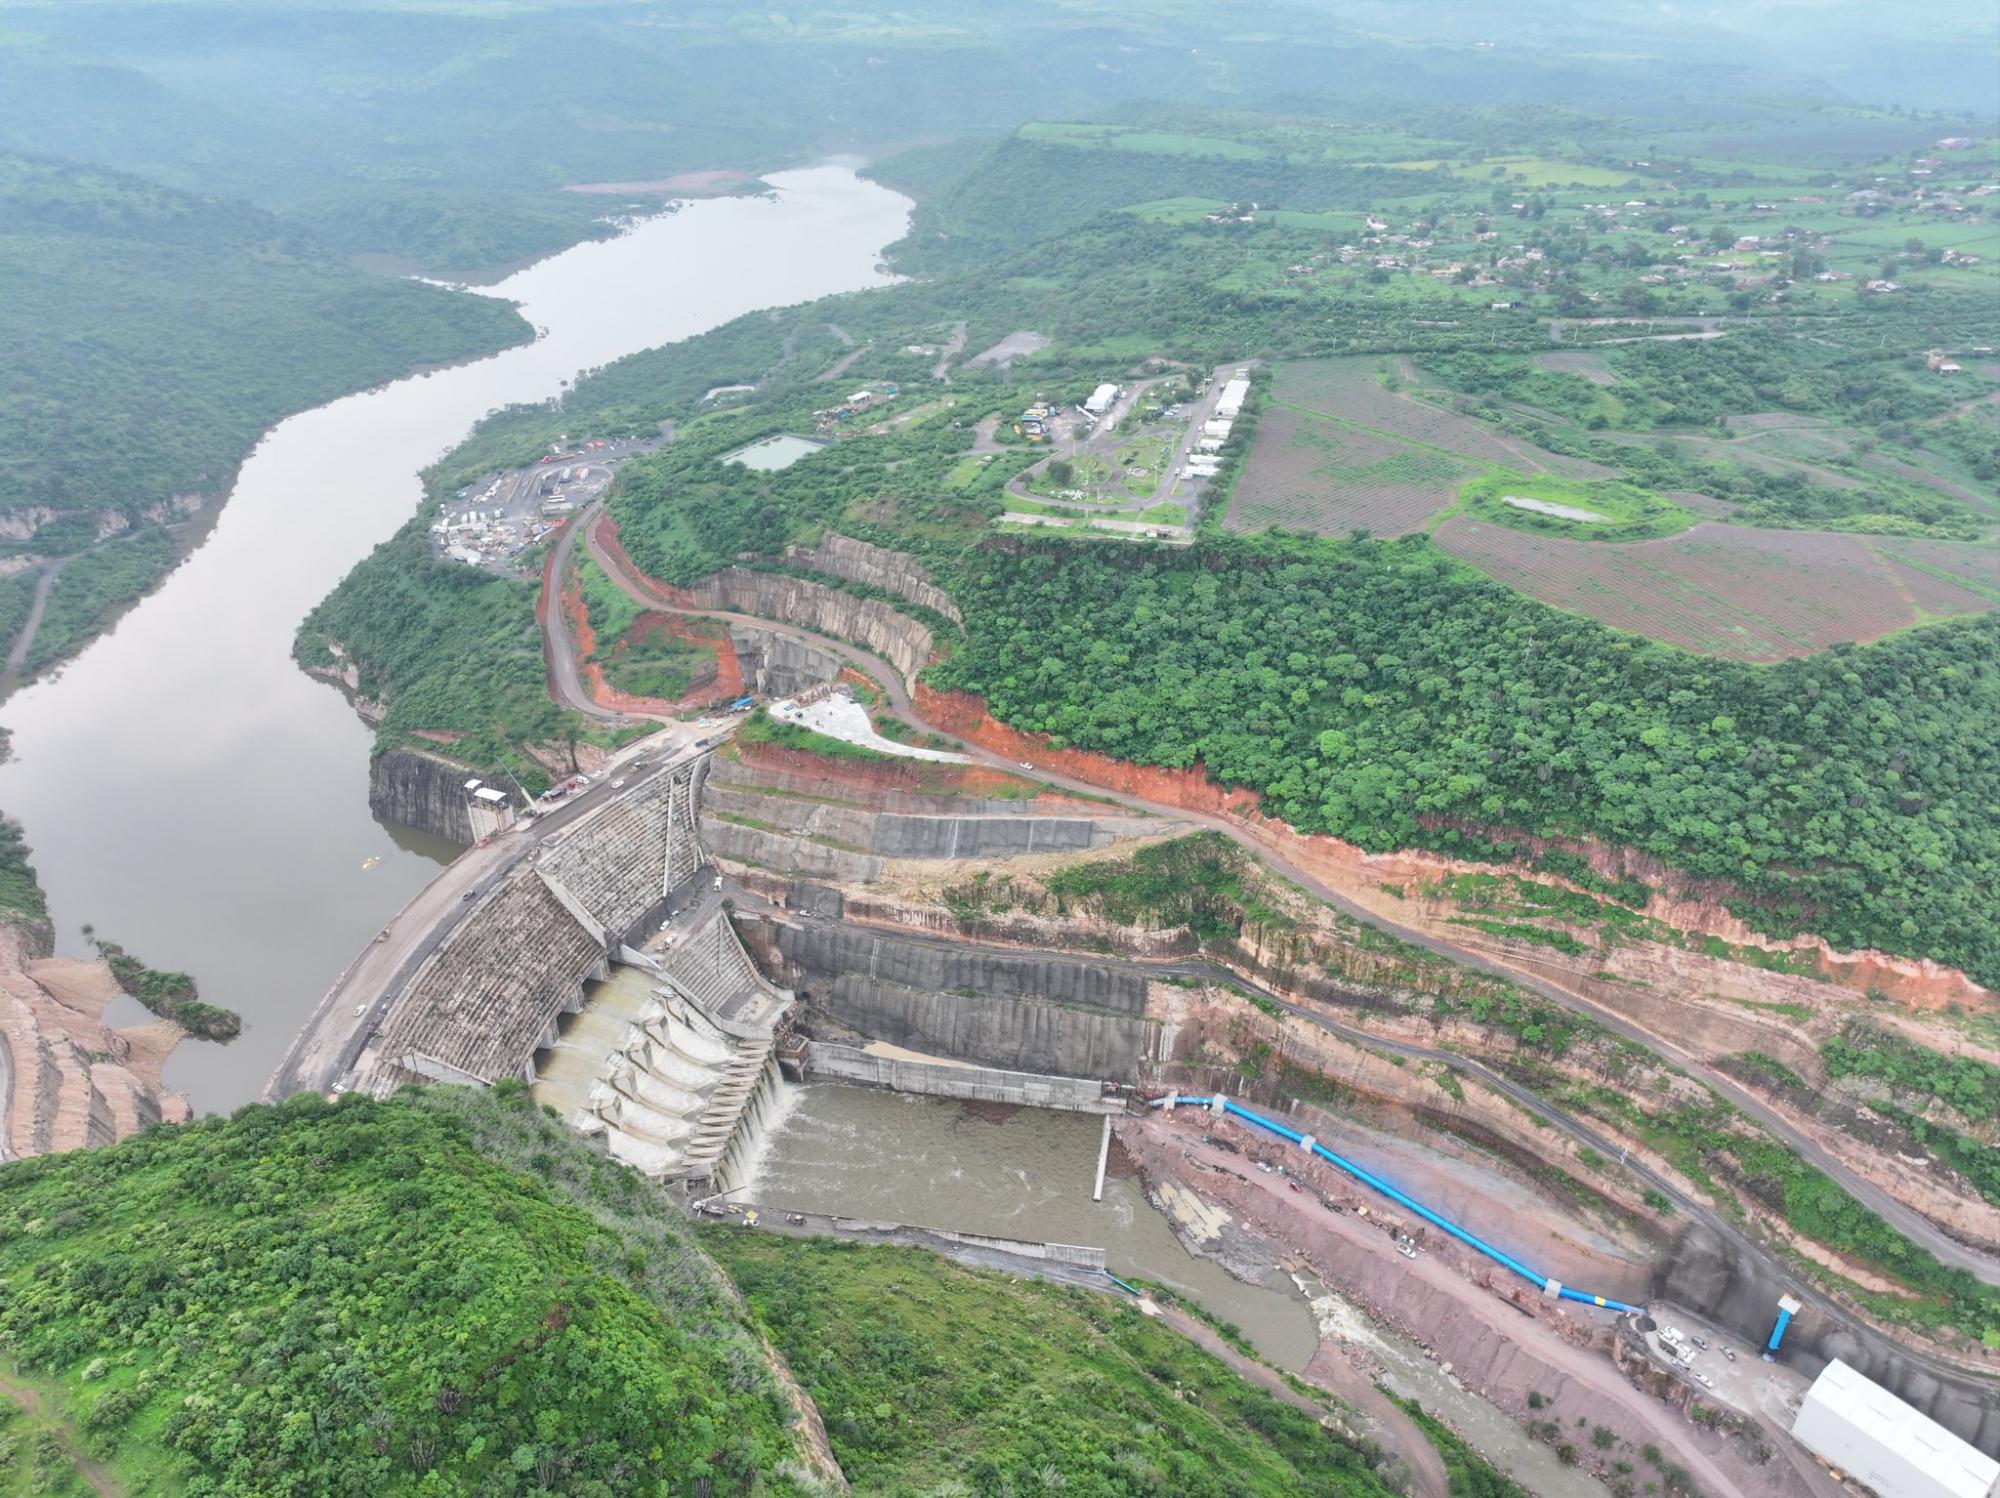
<box><xmin>1099</xmin><ymin>1270</ymin><xmax>1143</xmax><ymax>1297</ymax></box>
<box><xmin>1153</xmin><ymin>1095</ymin><xmax>1646</xmax><ymax>1316</ymax></box>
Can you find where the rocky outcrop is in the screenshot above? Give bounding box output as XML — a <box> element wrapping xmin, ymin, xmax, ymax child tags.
<box><xmin>0</xmin><ymin>924</ymin><xmax>191</xmax><ymax>1162</ymax></box>
<box><xmin>1660</xmin><ymin>1222</ymin><xmax>1998</xmax><ymax>1450</ymax></box>
<box><xmin>784</xmin><ymin>533</ymin><xmax>961</xmax><ymax>623</ymax></box>
<box><xmin>370</xmin><ymin>747</ymin><xmax>479</xmax><ymax>844</ymax></box>
<box><xmin>727</xmin><ymin>625</ymin><xmax>845</xmax><ymax>698</ymax></box>
<box><xmin>913</xmin><ymin>681</ymin><xmax>1999</xmax><ymax>1016</ymax></box>
<box><xmin>678</xmin><ymin>570</ymin><xmax>935</xmax><ymax>683</ymax></box>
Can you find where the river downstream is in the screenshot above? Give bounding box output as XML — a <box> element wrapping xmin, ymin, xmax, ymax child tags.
<box><xmin>0</xmin><ymin>163</ymin><xmax>909</xmax><ymax>1110</ymax></box>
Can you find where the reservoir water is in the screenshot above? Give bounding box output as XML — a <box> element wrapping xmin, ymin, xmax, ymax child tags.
<box><xmin>0</xmin><ymin>164</ymin><xmax>909</xmax><ymax>1110</ymax></box>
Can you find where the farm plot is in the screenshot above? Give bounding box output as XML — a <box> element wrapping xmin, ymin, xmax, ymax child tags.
<box><xmin>1723</xmin><ymin>412</ymin><xmax>1831</xmax><ymax>434</ymax></box>
<box><xmin>1433</xmin><ymin>518</ymin><xmax>1990</xmax><ymax>659</ymax></box>
<box><xmin>1531</xmin><ymin>350</ymin><xmax>1618</xmax><ymax>386</ymax></box>
<box><xmin>1227</xmin><ymin>405</ymin><xmax>1470</xmax><ymax>536</ymax></box>
<box><xmin>1873</xmin><ymin>537</ymin><xmax>2000</xmax><ymax>615</ymax></box>
<box><xmin>1274</xmin><ymin>359</ymin><xmax>1543</xmax><ymax>467</ymax></box>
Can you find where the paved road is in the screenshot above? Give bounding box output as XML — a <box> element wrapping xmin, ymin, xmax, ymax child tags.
<box><xmin>581</xmin><ymin>520</ymin><xmax>2000</xmax><ymax>1294</ymax></box>
<box><xmin>263</xmin><ymin>728</ymin><xmax>708</xmax><ymax>1100</ymax></box>
<box><xmin>542</xmin><ymin>507</ymin><xmax>640</xmax><ymax>725</ymax></box>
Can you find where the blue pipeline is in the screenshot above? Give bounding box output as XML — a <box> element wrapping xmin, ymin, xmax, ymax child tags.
<box><xmin>1765</xmin><ymin>1306</ymin><xmax>1793</xmax><ymax>1353</ymax></box>
<box><xmin>1100</xmin><ymin>1270</ymin><xmax>1143</xmax><ymax>1297</ymax></box>
<box><xmin>1154</xmin><ymin>1096</ymin><xmax>1646</xmax><ymax>1316</ymax></box>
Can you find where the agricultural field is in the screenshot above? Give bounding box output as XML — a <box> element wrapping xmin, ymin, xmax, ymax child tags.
<box><xmin>1434</xmin><ymin>517</ymin><xmax>2000</xmax><ymax>660</ymax></box>
<box><xmin>1274</xmin><ymin>358</ymin><xmax>1580</xmax><ymax>471</ymax></box>
<box><xmin>1229</xmin><ymin>405</ymin><xmax>1473</xmax><ymax>536</ymax></box>
<box><xmin>1227</xmin><ymin>358</ymin><xmax>1615</xmax><ymax>536</ymax></box>
<box><xmin>1531</xmin><ymin>350</ymin><xmax>1618</xmax><ymax>385</ymax></box>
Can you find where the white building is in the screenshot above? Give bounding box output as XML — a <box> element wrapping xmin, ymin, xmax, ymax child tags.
<box><xmin>1214</xmin><ymin>373</ymin><xmax>1252</xmax><ymax>419</ymax></box>
<box><xmin>1791</xmin><ymin>1361</ymin><xmax>1998</xmax><ymax>1498</ymax></box>
<box><xmin>1084</xmin><ymin>383</ymin><xmax>1121</xmax><ymax>417</ymax></box>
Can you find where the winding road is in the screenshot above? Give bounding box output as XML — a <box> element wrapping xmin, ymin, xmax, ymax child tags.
<box><xmin>570</xmin><ymin>509</ymin><xmax>2000</xmax><ymax>1301</ymax></box>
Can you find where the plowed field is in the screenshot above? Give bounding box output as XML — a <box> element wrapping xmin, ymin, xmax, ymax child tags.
<box><xmin>1228</xmin><ymin>405</ymin><xmax>1471</xmax><ymax>535</ymax></box>
<box><xmin>1434</xmin><ymin>519</ymin><xmax>1999</xmax><ymax>660</ymax></box>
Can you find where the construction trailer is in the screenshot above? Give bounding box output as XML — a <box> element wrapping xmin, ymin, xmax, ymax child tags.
<box><xmin>1790</xmin><ymin>1360</ymin><xmax>1998</xmax><ymax>1498</ymax></box>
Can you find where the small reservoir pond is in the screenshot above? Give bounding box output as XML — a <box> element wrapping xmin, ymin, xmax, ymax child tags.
<box><xmin>724</xmin><ymin>433</ymin><xmax>828</xmax><ymax>471</ymax></box>
<box><xmin>0</xmin><ymin>164</ymin><xmax>909</xmax><ymax>1110</ymax></box>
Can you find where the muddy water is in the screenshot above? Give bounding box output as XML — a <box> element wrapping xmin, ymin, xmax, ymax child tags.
<box><xmin>0</xmin><ymin>165</ymin><xmax>908</xmax><ymax>1111</ymax></box>
<box><xmin>740</xmin><ymin>1083</ymin><xmax>1322</xmax><ymax>1370</ymax></box>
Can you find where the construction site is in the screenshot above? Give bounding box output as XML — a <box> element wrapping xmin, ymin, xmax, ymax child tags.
<box><xmin>267</xmin><ymin>524</ymin><xmax>2000</xmax><ymax>1496</ymax></box>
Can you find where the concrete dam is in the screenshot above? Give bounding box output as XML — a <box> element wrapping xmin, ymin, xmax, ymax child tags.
<box><xmin>343</xmin><ymin>750</ymin><xmax>792</xmax><ymax>1187</ymax></box>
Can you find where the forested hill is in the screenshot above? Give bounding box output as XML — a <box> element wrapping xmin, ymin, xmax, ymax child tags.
<box><xmin>933</xmin><ymin>538</ymin><xmax>2000</xmax><ymax>988</ymax></box>
<box><xmin>0</xmin><ymin>152</ymin><xmax>528</xmax><ymax>522</ymax></box>
<box><xmin>0</xmin><ymin>151</ymin><xmax>528</xmax><ymax>678</ymax></box>
<box><xmin>0</xmin><ymin>1085</ymin><xmax>1408</xmax><ymax>1496</ymax></box>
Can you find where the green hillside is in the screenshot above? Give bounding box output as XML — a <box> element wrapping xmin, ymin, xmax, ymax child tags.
<box><xmin>0</xmin><ymin>1087</ymin><xmax>799</xmax><ymax>1495</ymax></box>
<box><xmin>0</xmin><ymin>1086</ymin><xmax>1412</xmax><ymax>1495</ymax></box>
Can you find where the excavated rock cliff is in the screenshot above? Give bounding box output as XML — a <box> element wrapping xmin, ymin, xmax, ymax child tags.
<box><xmin>0</xmin><ymin>922</ymin><xmax>191</xmax><ymax>1161</ymax></box>
<box><xmin>783</xmin><ymin>533</ymin><xmax>961</xmax><ymax>624</ymax></box>
<box><xmin>369</xmin><ymin>747</ymin><xmax>479</xmax><ymax>844</ymax></box>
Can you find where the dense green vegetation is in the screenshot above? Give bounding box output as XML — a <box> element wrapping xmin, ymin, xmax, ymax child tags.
<box><xmin>935</xmin><ymin>537</ymin><xmax>2000</xmax><ymax>986</ymax></box>
<box><xmin>18</xmin><ymin>531</ymin><xmax>179</xmax><ymax>675</ymax></box>
<box><xmin>0</xmin><ymin>152</ymin><xmax>529</xmax><ymax>679</ymax></box>
<box><xmin>1454</xmin><ymin>470</ymin><xmax>1695</xmax><ymax>541</ymax></box>
<box><xmin>705</xmin><ymin>1230</ymin><xmax>1402</xmax><ymax>1496</ymax></box>
<box><xmin>1822</xmin><ymin>1025</ymin><xmax>2000</xmax><ymax>1123</ymax></box>
<box><xmin>0</xmin><ymin>817</ymin><xmax>48</xmax><ymax>926</ymax></box>
<box><xmin>0</xmin><ymin>1086</ymin><xmax>804</xmax><ymax>1496</ymax></box>
<box><xmin>91</xmin><ymin>940</ymin><xmax>239</xmax><ymax>1041</ymax></box>
<box><xmin>1044</xmin><ymin>833</ymin><xmax>1279</xmax><ymax>942</ymax></box>
<box><xmin>295</xmin><ymin>523</ymin><xmax>611</xmax><ymax>789</ymax></box>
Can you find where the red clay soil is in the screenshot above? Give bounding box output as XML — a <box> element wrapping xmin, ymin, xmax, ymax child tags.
<box><xmin>552</xmin><ymin>524</ymin><xmax>745</xmax><ymax>716</ymax></box>
<box><xmin>733</xmin><ymin>738</ymin><xmax>1046</xmax><ymax>800</ymax></box>
<box><xmin>410</xmin><ymin>728</ymin><xmax>467</xmax><ymax>745</ymax></box>
<box><xmin>601</xmin><ymin>507</ymin><xmax>1992</xmax><ymax>1012</ymax></box>
<box><xmin>913</xmin><ymin>682</ymin><xmax>1995</xmax><ymax>1013</ymax></box>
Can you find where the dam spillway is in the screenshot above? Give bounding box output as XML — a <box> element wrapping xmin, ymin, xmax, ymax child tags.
<box><xmin>342</xmin><ymin>748</ymin><xmax>794</xmax><ymax>1184</ymax></box>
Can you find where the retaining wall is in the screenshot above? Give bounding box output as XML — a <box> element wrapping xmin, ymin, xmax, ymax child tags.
<box><xmin>1658</xmin><ymin>1222</ymin><xmax>1998</xmax><ymax>1448</ymax></box>
<box><xmin>772</xmin><ymin>922</ymin><xmax>1158</xmax><ymax>1081</ymax></box>
<box><xmin>806</xmin><ymin>1041</ymin><xmax>1120</xmax><ymax>1113</ymax></box>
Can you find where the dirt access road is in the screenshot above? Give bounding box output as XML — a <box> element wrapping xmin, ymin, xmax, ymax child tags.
<box><xmin>0</xmin><ymin>1368</ymin><xmax>119</xmax><ymax>1496</ymax></box>
<box><xmin>576</xmin><ymin>519</ymin><xmax>2000</xmax><ymax>1323</ymax></box>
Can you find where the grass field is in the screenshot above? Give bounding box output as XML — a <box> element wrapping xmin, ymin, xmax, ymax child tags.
<box><xmin>1435</xmin><ymin>518</ymin><xmax>2000</xmax><ymax>659</ymax></box>
<box><xmin>1455</xmin><ymin>468</ymin><xmax>1698</xmax><ymax>541</ymax></box>
<box><xmin>1226</xmin><ymin>359</ymin><xmax>1608</xmax><ymax>536</ymax></box>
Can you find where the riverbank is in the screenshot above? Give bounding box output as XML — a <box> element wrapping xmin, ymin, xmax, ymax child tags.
<box><xmin>0</xmin><ymin>165</ymin><xmax>911</xmax><ymax>1114</ymax></box>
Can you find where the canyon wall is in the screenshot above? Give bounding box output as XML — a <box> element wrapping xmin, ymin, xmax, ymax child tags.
<box><xmin>369</xmin><ymin>747</ymin><xmax>478</xmax><ymax>844</ymax></box>
<box><xmin>766</xmin><ymin>919</ymin><xmax>1159</xmax><ymax>1081</ymax></box>
<box><xmin>783</xmin><ymin>533</ymin><xmax>962</xmax><ymax>624</ymax></box>
<box><xmin>1659</xmin><ymin>1223</ymin><xmax>1998</xmax><ymax>1449</ymax></box>
<box><xmin>673</xmin><ymin>569</ymin><xmax>935</xmax><ymax>683</ymax></box>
